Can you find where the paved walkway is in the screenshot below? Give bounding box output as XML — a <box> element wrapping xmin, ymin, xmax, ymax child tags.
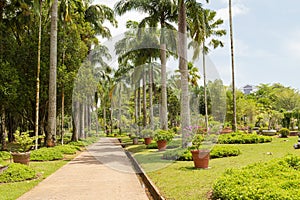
<box><xmin>18</xmin><ymin>138</ymin><xmax>149</xmax><ymax>200</ymax></box>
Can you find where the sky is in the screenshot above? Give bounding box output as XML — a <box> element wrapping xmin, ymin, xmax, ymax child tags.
<box><xmin>96</xmin><ymin>0</ymin><xmax>300</xmax><ymax>90</ymax></box>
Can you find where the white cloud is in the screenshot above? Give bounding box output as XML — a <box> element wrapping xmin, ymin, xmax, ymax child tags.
<box><xmin>216</xmin><ymin>1</ymin><xmax>249</xmax><ymax>21</ymax></box>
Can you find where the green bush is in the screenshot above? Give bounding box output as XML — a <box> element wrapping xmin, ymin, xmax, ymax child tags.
<box><xmin>0</xmin><ymin>151</ymin><xmax>11</xmax><ymax>160</ymax></box>
<box><xmin>154</xmin><ymin>129</ymin><xmax>174</xmax><ymax>142</ymax></box>
<box><xmin>279</xmin><ymin>128</ymin><xmax>290</xmax><ymax>138</ymax></box>
<box><xmin>0</xmin><ymin>163</ymin><xmax>36</xmax><ymax>183</ymax></box>
<box><xmin>162</xmin><ymin>146</ymin><xmax>241</xmax><ymax>161</ymax></box>
<box><xmin>218</xmin><ymin>132</ymin><xmax>272</xmax><ymax>144</ymax></box>
<box><xmin>212</xmin><ymin>155</ymin><xmax>300</xmax><ymax>200</ymax></box>
<box><xmin>146</xmin><ymin>142</ymin><xmax>158</xmax><ymax>149</ymax></box>
<box><xmin>30</xmin><ymin>147</ymin><xmax>63</xmax><ymax>161</ymax></box>
<box><xmin>54</xmin><ymin>145</ymin><xmax>80</xmax><ymax>155</ymax></box>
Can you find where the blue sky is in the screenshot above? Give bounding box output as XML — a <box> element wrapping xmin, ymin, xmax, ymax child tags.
<box><xmin>98</xmin><ymin>0</ymin><xmax>300</xmax><ymax>90</ymax></box>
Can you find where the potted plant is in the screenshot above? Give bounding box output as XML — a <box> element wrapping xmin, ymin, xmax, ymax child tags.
<box><xmin>141</xmin><ymin>129</ymin><xmax>154</xmax><ymax>145</ymax></box>
<box><xmin>190</xmin><ymin>134</ymin><xmax>210</xmax><ymax>169</ymax></box>
<box><xmin>153</xmin><ymin>129</ymin><xmax>174</xmax><ymax>151</ymax></box>
<box><xmin>10</xmin><ymin>131</ymin><xmax>35</xmax><ymax>165</ymax></box>
<box><xmin>130</xmin><ymin>134</ymin><xmax>139</xmax><ymax>145</ymax></box>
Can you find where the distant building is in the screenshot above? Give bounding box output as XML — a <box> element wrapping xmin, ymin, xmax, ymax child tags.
<box><xmin>242</xmin><ymin>85</ymin><xmax>256</xmax><ymax>94</ymax></box>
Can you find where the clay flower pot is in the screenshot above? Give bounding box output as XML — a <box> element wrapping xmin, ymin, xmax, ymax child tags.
<box><xmin>157</xmin><ymin>140</ymin><xmax>167</xmax><ymax>151</ymax></box>
<box><xmin>11</xmin><ymin>152</ymin><xmax>31</xmax><ymax>165</ymax></box>
<box><xmin>144</xmin><ymin>137</ymin><xmax>152</xmax><ymax>145</ymax></box>
<box><xmin>190</xmin><ymin>150</ymin><xmax>210</xmax><ymax>169</ymax></box>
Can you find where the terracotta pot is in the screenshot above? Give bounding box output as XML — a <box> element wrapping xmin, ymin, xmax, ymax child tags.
<box><xmin>11</xmin><ymin>152</ymin><xmax>31</xmax><ymax>165</ymax></box>
<box><xmin>157</xmin><ymin>140</ymin><xmax>167</xmax><ymax>151</ymax></box>
<box><xmin>144</xmin><ymin>137</ymin><xmax>152</xmax><ymax>145</ymax></box>
<box><xmin>191</xmin><ymin>150</ymin><xmax>210</xmax><ymax>169</ymax></box>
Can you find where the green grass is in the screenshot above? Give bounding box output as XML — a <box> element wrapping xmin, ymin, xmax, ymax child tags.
<box><xmin>0</xmin><ymin>160</ymin><xmax>70</xmax><ymax>200</ymax></box>
<box><xmin>127</xmin><ymin>136</ymin><xmax>300</xmax><ymax>200</ymax></box>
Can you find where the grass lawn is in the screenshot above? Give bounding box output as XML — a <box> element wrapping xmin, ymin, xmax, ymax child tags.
<box><xmin>126</xmin><ymin>136</ymin><xmax>300</xmax><ymax>200</ymax></box>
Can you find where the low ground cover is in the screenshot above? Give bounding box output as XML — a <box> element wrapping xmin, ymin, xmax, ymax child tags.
<box><xmin>126</xmin><ymin>136</ymin><xmax>300</xmax><ymax>199</ymax></box>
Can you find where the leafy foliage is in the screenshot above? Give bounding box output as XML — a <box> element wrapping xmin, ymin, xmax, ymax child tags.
<box><xmin>0</xmin><ymin>163</ymin><xmax>36</xmax><ymax>183</ymax></box>
<box><xmin>0</xmin><ymin>151</ymin><xmax>11</xmax><ymax>160</ymax></box>
<box><xmin>12</xmin><ymin>131</ymin><xmax>36</xmax><ymax>152</ymax></box>
<box><xmin>30</xmin><ymin>148</ymin><xmax>63</xmax><ymax>161</ymax></box>
<box><xmin>54</xmin><ymin>145</ymin><xmax>80</xmax><ymax>155</ymax></box>
<box><xmin>279</xmin><ymin>128</ymin><xmax>290</xmax><ymax>138</ymax></box>
<box><xmin>212</xmin><ymin>155</ymin><xmax>300</xmax><ymax>200</ymax></box>
<box><xmin>218</xmin><ymin>132</ymin><xmax>272</xmax><ymax>144</ymax></box>
<box><xmin>162</xmin><ymin>145</ymin><xmax>241</xmax><ymax>161</ymax></box>
<box><xmin>154</xmin><ymin>129</ymin><xmax>174</xmax><ymax>142</ymax></box>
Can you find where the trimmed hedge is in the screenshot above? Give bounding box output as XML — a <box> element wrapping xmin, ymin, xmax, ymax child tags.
<box><xmin>0</xmin><ymin>151</ymin><xmax>11</xmax><ymax>160</ymax></box>
<box><xmin>0</xmin><ymin>163</ymin><xmax>36</xmax><ymax>183</ymax></box>
<box><xmin>54</xmin><ymin>145</ymin><xmax>81</xmax><ymax>155</ymax></box>
<box><xmin>218</xmin><ymin>132</ymin><xmax>272</xmax><ymax>144</ymax></box>
<box><xmin>212</xmin><ymin>155</ymin><xmax>300</xmax><ymax>200</ymax></box>
<box><xmin>30</xmin><ymin>148</ymin><xmax>63</xmax><ymax>161</ymax></box>
<box><xmin>162</xmin><ymin>145</ymin><xmax>241</xmax><ymax>161</ymax></box>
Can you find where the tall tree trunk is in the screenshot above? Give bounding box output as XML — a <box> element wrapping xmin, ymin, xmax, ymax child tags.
<box><xmin>110</xmin><ymin>105</ymin><xmax>113</xmax><ymax>135</ymax></box>
<box><xmin>149</xmin><ymin>64</ymin><xmax>154</xmax><ymax>129</ymax></box>
<box><xmin>1</xmin><ymin>106</ymin><xmax>7</xmax><ymax>150</ymax></box>
<box><xmin>202</xmin><ymin>40</ymin><xmax>209</xmax><ymax>130</ymax></box>
<box><xmin>103</xmin><ymin>104</ymin><xmax>107</xmax><ymax>135</ymax></box>
<box><xmin>142</xmin><ymin>69</ymin><xmax>147</xmax><ymax>127</ymax></box>
<box><xmin>138</xmin><ymin>85</ymin><xmax>141</xmax><ymax>125</ymax></box>
<box><xmin>79</xmin><ymin>102</ymin><xmax>85</xmax><ymax>139</ymax></box>
<box><xmin>47</xmin><ymin>0</ymin><xmax>58</xmax><ymax>147</ymax></box>
<box><xmin>118</xmin><ymin>87</ymin><xmax>122</xmax><ymax>134</ymax></box>
<box><xmin>134</xmin><ymin>87</ymin><xmax>138</xmax><ymax>124</ymax></box>
<box><xmin>178</xmin><ymin>0</ymin><xmax>190</xmax><ymax>147</ymax></box>
<box><xmin>229</xmin><ymin>0</ymin><xmax>237</xmax><ymax>132</ymax></box>
<box><xmin>160</xmin><ymin>41</ymin><xmax>168</xmax><ymax>130</ymax></box>
<box><xmin>61</xmin><ymin>86</ymin><xmax>64</xmax><ymax>144</ymax></box>
<box><xmin>35</xmin><ymin>0</ymin><xmax>42</xmax><ymax>150</ymax></box>
<box><xmin>71</xmin><ymin>101</ymin><xmax>79</xmax><ymax>141</ymax></box>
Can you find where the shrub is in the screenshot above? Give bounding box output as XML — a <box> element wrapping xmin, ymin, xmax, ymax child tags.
<box><xmin>154</xmin><ymin>129</ymin><xmax>174</xmax><ymax>142</ymax></box>
<box><xmin>54</xmin><ymin>145</ymin><xmax>80</xmax><ymax>155</ymax></box>
<box><xmin>162</xmin><ymin>146</ymin><xmax>241</xmax><ymax>161</ymax></box>
<box><xmin>146</xmin><ymin>142</ymin><xmax>158</xmax><ymax>149</ymax></box>
<box><xmin>212</xmin><ymin>155</ymin><xmax>300</xmax><ymax>200</ymax></box>
<box><xmin>30</xmin><ymin>147</ymin><xmax>63</xmax><ymax>161</ymax></box>
<box><xmin>0</xmin><ymin>151</ymin><xmax>11</xmax><ymax>160</ymax></box>
<box><xmin>218</xmin><ymin>132</ymin><xmax>272</xmax><ymax>144</ymax></box>
<box><xmin>279</xmin><ymin>128</ymin><xmax>290</xmax><ymax>138</ymax></box>
<box><xmin>68</xmin><ymin>141</ymin><xmax>85</xmax><ymax>147</ymax></box>
<box><xmin>0</xmin><ymin>163</ymin><xmax>36</xmax><ymax>183</ymax></box>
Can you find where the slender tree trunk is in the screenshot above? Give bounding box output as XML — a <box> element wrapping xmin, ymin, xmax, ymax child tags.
<box><xmin>202</xmin><ymin>40</ymin><xmax>209</xmax><ymax>130</ymax></box>
<box><xmin>71</xmin><ymin>101</ymin><xmax>79</xmax><ymax>141</ymax></box>
<box><xmin>103</xmin><ymin>104</ymin><xmax>107</xmax><ymax>135</ymax></box>
<box><xmin>61</xmin><ymin>86</ymin><xmax>64</xmax><ymax>144</ymax></box>
<box><xmin>79</xmin><ymin>102</ymin><xmax>85</xmax><ymax>139</ymax></box>
<box><xmin>110</xmin><ymin>105</ymin><xmax>113</xmax><ymax>135</ymax></box>
<box><xmin>118</xmin><ymin>87</ymin><xmax>122</xmax><ymax>134</ymax></box>
<box><xmin>47</xmin><ymin>0</ymin><xmax>58</xmax><ymax>146</ymax></box>
<box><xmin>160</xmin><ymin>41</ymin><xmax>168</xmax><ymax>130</ymax></box>
<box><xmin>229</xmin><ymin>0</ymin><xmax>237</xmax><ymax>132</ymax></box>
<box><xmin>35</xmin><ymin>0</ymin><xmax>42</xmax><ymax>150</ymax></box>
<box><xmin>142</xmin><ymin>69</ymin><xmax>147</xmax><ymax>127</ymax></box>
<box><xmin>138</xmin><ymin>85</ymin><xmax>141</xmax><ymax>125</ymax></box>
<box><xmin>1</xmin><ymin>106</ymin><xmax>7</xmax><ymax>150</ymax></box>
<box><xmin>134</xmin><ymin>88</ymin><xmax>138</xmax><ymax>124</ymax></box>
<box><xmin>149</xmin><ymin>64</ymin><xmax>154</xmax><ymax>129</ymax></box>
<box><xmin>178</xmin><ymin>0</ymin><xmax>190</xmax><ymax>147</ymax></box>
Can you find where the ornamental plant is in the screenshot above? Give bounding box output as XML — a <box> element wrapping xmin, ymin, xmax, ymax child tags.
<box><xmin>191</xmin><ymin>134</ymin><xmax>204</xmax><ymax>150</ymax></box>
<box><xmin>141</xmin><ymin>129</ymin><xmax>154</xmax><ymax>138</ymax></box>
<box><xmin>279</xmin><ymin>128</ymin><xmax>290</xmax><ymax>138</ymax></box>
<box><xmin>154</xmin><ymin>129</ymin><xmax>174</xmax><ymax>142</ymax></box>
<box><xmin>12</xmin><ymin>131</ymin><xmax>36</xmax><ymax>152</ymax></box>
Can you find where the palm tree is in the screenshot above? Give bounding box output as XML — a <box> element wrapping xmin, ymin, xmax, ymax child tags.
<box><xmin>115</xmin><ymin>0</ymin><xmax>177</xmax><ymax>130</ymax></box>
<box><xmin>47</xmin><ymin>0</ymin><xmax>58</xmax><ymax>147</ymax></box>
<box><xmin>187</xmin><ymin>3</ymin><xmax>226</xmax><ymax>130</ymax></box>
<box><xmin>229</xmin><ymin>0</ymin><xmax>237</xmax><ymax>132</ymax></box>
<box><xmin>178</xmin><ymin>0</ymin><xmax>190</xmax><ymax>147</ymax></box>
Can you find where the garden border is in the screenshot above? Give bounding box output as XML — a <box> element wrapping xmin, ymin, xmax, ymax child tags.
<box><xmin>117</xmin><ymin>139</ymin><xmax>165</xmax><ymax>200</ymax></box>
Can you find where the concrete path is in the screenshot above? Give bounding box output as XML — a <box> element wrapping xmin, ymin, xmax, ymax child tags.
<box><xmin>18</xmin><ymin>138</ymin><xmax>149</xmax><ymax>200</ymax></box>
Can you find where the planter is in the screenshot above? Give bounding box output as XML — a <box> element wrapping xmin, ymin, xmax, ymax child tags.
<box><xmin>132</xmin><ymin>137</ymin><xmax>139</xmax><ymax>145</ymax></box>
<box><xmin>11</xmin><ymin>152</ymin><xmax>31</xmax><ymax>165</ymax></box>
<box><xmin>290</xmin><ymin>131</ymin><xmax>298</xmax><ymax>136</ymax></box>
<box><xmin>221</xmin><ymin>127</ymin><xmax>232</xmax><ymax>134</ymax></box>
<box><xmin>157</xmin><ymin>140</ymin><xmax>167</xmax><ymax>151</ymax></box>
<box><xmin>144</xmin><ymin>137</ymin><xmax>152</xmax><ymax>145</ymax></box>
<box><xmin>191</xmin><ymin>150</ymin><xmax>210</xmax><ymax>169</ymax></box>
<box><xmin>261</xmin><ymin>130</ymin><xmax>277</xmax><ymax>136</ymax></box>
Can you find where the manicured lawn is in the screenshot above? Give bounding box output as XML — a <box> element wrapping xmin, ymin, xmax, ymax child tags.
<box><xmin>0</xmin><ymin>160</ymin><xmax>71</xmax><ymax>200</ymax></box>
<box><xmin>127</xmin><ymin>136</ymin><xmax>300</xmax><ymax>200</ymax></box>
